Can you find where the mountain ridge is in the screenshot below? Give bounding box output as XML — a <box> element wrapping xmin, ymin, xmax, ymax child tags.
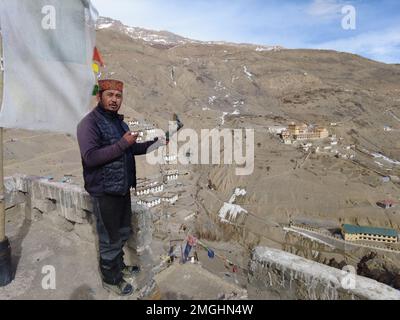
<box><xmin>97</xmin><ymin>16</ymin><xmax>283</xmax><ymax>51</ymax></box>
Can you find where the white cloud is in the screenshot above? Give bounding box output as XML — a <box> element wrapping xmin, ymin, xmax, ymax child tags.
<box><xmin>306</xmin><ymin>0</ymin><xmax>343</xmax><ymax>19</ymax></box>
<box><xmin>314</xmin><ymin>26</ymin><xmax>400</xmax><ymax>63</ymax></box>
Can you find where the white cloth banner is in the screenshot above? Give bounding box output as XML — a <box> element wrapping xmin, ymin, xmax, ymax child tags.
<box><xmin>0</xmin><ymin>0</ymin><xmax>98</xmax><ymax>135</ymax></box>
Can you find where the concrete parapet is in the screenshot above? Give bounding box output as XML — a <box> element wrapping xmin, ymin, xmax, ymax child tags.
<box><xmin>4</xmin><ymin>175</ymin><xmax>154</xmax><ymax>258</ymax></box>
<box><xmin>249</xmin><ymin>246</ymin><xmax>400</xmax><ymax>300</ymax></box>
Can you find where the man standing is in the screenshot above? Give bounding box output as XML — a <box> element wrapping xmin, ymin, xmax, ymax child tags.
<box><xmin>77</xmin><ymin>79</ymin><xmax>161</xmax><ymax>296</ymax></box>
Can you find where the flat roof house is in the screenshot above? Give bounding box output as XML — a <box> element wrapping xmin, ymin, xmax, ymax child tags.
<box><xmin>342</xmin><ymin>224</ymin><xmax>398</xmax><ymax>243</ymax></box>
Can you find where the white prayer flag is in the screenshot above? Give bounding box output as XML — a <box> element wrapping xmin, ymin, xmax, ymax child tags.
<box><xmin>0</xmin><ymin>0</ymin><xmax>98</xmax><ymax>135</ymax></box>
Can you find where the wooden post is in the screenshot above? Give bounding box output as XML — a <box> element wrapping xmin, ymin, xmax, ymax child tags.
<box><xmin>0</xmin><ymin>30</ymin><xmax>5</xmax><ymax>243</ymax></box>
<box><xmin>0</xmin><ymin>30</ymin><xmax>12</xmax><ymax>287</ymax></box>
<box><xmin>0</xmin><ymin>127</ymin><xmax>4</xmax><ymax>242</ymax></box>
<box><xmin>0</xmin><ymin>26</ymin><xmax>5</xmax><ymax>243</ymax></box>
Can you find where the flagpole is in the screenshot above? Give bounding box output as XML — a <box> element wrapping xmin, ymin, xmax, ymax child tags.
<box><xmin>0</xmin><ymin>32</ymin><xmax>12</xmax><ymax>287</ymax></box>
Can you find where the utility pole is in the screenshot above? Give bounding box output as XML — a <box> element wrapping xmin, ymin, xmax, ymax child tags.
<box><xmin>0</xmin><ymin>31</ymin><xmax>12</xmax><ymax>286</ymax></box>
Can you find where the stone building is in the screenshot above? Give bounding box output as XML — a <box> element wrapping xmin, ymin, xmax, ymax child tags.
<box><xmin>137</xmin><ymin>197</ymin><xmax>161</xmax><ymax>208</ymax></box>
<box><xmin>135</xmin><ymin>182</ymin><xmax>164</xmax><ymax>196</ymax></box>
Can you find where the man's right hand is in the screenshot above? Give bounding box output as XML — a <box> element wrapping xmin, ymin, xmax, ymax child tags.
<box><xmin>122</xmin><ymin>131</ymin><xmax>139</xmax><ymax>146</ymax></box>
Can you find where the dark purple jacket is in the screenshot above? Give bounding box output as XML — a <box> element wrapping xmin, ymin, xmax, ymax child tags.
<box><xmin>77</xmin><ymin>104</ymin><xmax>157</xmax><ymax>196</ymax></box>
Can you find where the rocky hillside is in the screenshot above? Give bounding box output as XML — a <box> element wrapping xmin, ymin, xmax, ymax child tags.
<box><xmin>3</xmin><ymin>17</ymin><xmax>400</xmax><ymax>278</ymax></box>
<box><xmin>92</xmin><ymin>18</ymin><xmax>400</xmax><ymax>271</ymax></box>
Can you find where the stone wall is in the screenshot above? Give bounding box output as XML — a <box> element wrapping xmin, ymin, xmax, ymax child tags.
<box><xmin>4</xmin><ymin>174</ymin><xmax>153</xmax><ymax>255</ymax></box>
<box><xmin>248</xmin><ymin>246</ymin><xmax>400</xmax><ymax>300</ymax></box>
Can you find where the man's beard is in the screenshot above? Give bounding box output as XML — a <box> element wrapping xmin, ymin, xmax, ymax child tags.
<box><xmin>99</xmin><ymin>100</ymin><xmax>119</xmax><ymax>113</ymax></box>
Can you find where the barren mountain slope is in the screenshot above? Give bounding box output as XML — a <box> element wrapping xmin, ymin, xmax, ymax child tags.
<box><xmin>3</xmin><ymin>18</ymin><xmax>400</xmax><ymax>272</ymax></box>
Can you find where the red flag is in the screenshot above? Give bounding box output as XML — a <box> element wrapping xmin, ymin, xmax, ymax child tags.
<box><xmin>93</xmin><ymin>47</ymin><xmax>105</xmax><ymax>67</ymax></box>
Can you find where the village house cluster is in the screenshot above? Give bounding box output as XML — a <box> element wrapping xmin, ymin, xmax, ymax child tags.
<box><xmin>135</xmin><ymin>171</ymin><xmax>181</xmax><ymax>209</ymax></box>
<box><xmin>128</xmin><ymin>120</ymin><xmax>158</xmax><ymax>142</ymax></box>
<box><xmin>269</xmin><ymin>122</ymin><xmax>356</xmax><ymax>160</ymax></box>
<box><xmin>130</xmin><ymin>120</ymin><xmax>181</xmax><ymax>211</ymax></box>
<box><xmin>135</xmin><ymin>165</ymin><xmax>181</xmax><ymax>209</ymax></box>
<box><xmin>126</xmin><ymin>119</ymin><xmax>183</xmax><ymax>210</ymax></box>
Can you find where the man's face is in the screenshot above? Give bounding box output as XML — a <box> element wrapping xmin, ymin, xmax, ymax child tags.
<box><xmin>99</xmin><ymin>89</ymin><xmax>123</xmax><ymax>113</ymax></box>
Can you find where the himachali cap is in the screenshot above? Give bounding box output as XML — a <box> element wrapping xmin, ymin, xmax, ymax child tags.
<box><xmin>98</xmin><ymin>79</ymin><xmax>124</xmax><ymax>93</ymax></box>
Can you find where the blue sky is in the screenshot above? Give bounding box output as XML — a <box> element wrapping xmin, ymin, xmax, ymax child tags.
<box><xmin>92</xmin><ymin>0</ymin><xmax>400</xmax><ymax>64</ymax></box>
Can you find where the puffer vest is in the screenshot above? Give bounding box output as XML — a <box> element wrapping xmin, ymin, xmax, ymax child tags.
<box><xmin>93</xmin><ymin>106</ymin><xmax>133</xmax><ymax>195</ymax></box>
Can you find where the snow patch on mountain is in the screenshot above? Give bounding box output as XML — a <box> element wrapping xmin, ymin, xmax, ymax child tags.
<box><xmin>97</xmin><ymin>23</ymin><xmax>113</xmax><ymax>30</ymax></box>
<box><xmin>97</xmin><ymin>17</ymin><xmax>282</xmax><ymax>50</ymax></box>
<box><xmin>243</xmin><ymin>66</ymin><xmax>253</xmax><ymax>80</ymax></box>
<box><xmin>255</xmin><ymin>46</ymin><xmax>282</xmax><ymax>52</ymax></box>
